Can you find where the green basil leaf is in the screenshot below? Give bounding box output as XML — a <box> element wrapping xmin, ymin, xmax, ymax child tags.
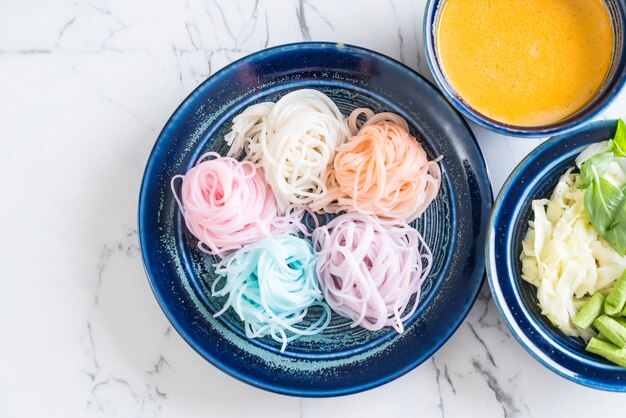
<box><xmin>579</xmin><ymin>152</ymin><xmax>613</xmax><ymax>189</ymax></box>
<box><xmin>603</xmin><ymin>225</ymin><xmax>626</xmax><ymax>255</ymax></box>
<box><xmin>585</xmin><ymin>177</ymin><xmax>624</xmax><ymax>233</ymax></box>
<box><xmin>585</xmin><ymin>177</ymin><xmax>626</xmax><ymax>254</ymax></box>
<box><xmin>611</xmin><ymin>119</ymin><xmax>626</xmax><ymax>157</ymax></box>
<box><xmin>603</xmin><ymin>194</ymin><xmax>626</xmax><ymax>254</ymax></box>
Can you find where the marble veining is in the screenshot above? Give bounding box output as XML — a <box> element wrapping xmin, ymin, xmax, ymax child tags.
<box><xmin>1</xmin><ymin>1</ymin><xmax>626</xmax><ymax>417</ymax></box>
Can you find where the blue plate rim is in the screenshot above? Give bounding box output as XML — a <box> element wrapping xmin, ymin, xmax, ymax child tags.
<box><xmin>138</xmin><ymin>41</ymin><xmax>493</xmax><ymax>397</ymax></box>
<box><xmin>486</xmin><ymin>119</ymin><xmax>626</xmax><ymax>392</ymax></box>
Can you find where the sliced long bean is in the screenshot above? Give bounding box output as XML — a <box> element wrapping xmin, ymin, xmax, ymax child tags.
<box><xmin>573</xmin><ymin>293</ymin><xmax>605</xmax><ymax>329</ymax></box>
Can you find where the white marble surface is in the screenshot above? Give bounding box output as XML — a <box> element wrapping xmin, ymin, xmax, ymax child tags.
<box><xmin>1</xmin><ymin>1</ymin><xmax>625</xmax><ymax>417</ymax></box>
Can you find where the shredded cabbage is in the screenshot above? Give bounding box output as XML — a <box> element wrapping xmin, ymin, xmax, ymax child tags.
<box><xmin>575</xmin><ymin>140</ymin><xmax>610</xmax><ymax>166</ymax></box>
<box><xmin>575</xmin><ymin>139</ymin><xmax>626</xmax><ymax>187</ymax></box>
<box><xmin>520</xmin><ymin>169</ymin><xmax>626</xmax><ymax>339</ymax></box>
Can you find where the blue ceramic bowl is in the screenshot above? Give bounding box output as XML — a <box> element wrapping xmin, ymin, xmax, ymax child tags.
<box><xmin>424</xmin><ymin>0</ymin><xmax>626</xmax><ymax>138</ymax></box>
<box><xmin>487</xmin><ymin>119</ymin><xmax>626</xmax><ymax>391</ymax></box>
<box><xmin>139</xmin><ymin>42</ymin><xmax>492</xmax><ymax>396</ymax></box>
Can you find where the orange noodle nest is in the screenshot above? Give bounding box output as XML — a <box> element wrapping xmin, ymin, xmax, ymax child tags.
<box><xmin>309</xmin><ymin>109</ymin><xmax>442</xmax><ymax>222</ymax></box>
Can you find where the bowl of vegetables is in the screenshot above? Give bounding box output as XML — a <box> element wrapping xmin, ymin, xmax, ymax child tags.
<box><xmin>487</xmin><ymin>119</ymin><xmax>626</xmax><ymax>391</ymax></box>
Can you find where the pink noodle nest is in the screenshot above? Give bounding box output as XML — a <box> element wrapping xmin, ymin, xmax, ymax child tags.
<box><xmin>172</xmin><ymin>152</ymin><xmax>301</xmax><ymax>258</ymax></box>
<box><xmin>312</xmin><ymin>212</ymin><xmax>433</xmax><ymax>332</ymax></box>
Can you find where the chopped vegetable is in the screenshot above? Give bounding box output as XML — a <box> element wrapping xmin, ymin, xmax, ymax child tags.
<box><xmin>586</xmin><ymin>337</ymin><xmax>626</xmax><ymax>367</ymax></box>
<box><xmin>593</xmin><ymin>315</ymin><xmax>626</xmax><ymax>348</ymax></box>
<box><xmin>573</xmin><ymin>292</ymin><xmax>605</xmax><ymax>329</ymax></box>
<box><xmin>605</xmin><ymin>270</ymin><xmax>626</xmax><ymax>315</ymax></box>
<box><xmin>520</xmin><ymin>170</ymin><xmax>626</xmax><ymax>337</ymax></box>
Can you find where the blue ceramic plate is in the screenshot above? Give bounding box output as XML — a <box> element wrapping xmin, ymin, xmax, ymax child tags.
<box><xmin>487</xmin><ymin>119</ymin><xmax>626</xmax><ymax>391</ymax></box>
<box><xmin>139</xmin><ymin>42</ymin><xmax>492</xmax><ymax>397</ymax></box>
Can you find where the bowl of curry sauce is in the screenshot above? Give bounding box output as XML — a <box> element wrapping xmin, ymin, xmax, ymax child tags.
<box><xmin>424</xmin><ymin>0</ymin><xmax>626</xmax><ymax>137</ymax></box>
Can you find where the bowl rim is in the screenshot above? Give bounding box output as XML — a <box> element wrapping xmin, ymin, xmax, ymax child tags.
<box><xmin>486</xmin><ymin>118</ymin><xmax>626</xmax><ymax>392</ymax></box>
<box><xmin>138</xmin><ymin>41</ymin><xmax>493</xmax><ymax>397</ymax></box>
<box><xmin>423</xmin><ymin>0</ymin><xmax>626</xmax><ymax>138</ymax></box>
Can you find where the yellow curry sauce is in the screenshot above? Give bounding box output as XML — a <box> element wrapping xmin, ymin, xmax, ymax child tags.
<box><xmin>436</xmin><ymin>0</ymin><xmax>614</xmax><ymax>126</ymax></box>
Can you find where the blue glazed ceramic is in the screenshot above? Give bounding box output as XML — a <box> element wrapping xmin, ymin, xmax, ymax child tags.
<box><xmin>139</xmin><ymin>42</ymin><xmax>492</xmax><ymax>397</ymax></box>
<box><xmin>487</xmin><ymin>119</ymin><xmax>626</xmax><ymax>391</ymax></box>
<box><xmin>424</xmin><ymin>0</ymin><xmax>626</xmax><ymax>138</ymax></box>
